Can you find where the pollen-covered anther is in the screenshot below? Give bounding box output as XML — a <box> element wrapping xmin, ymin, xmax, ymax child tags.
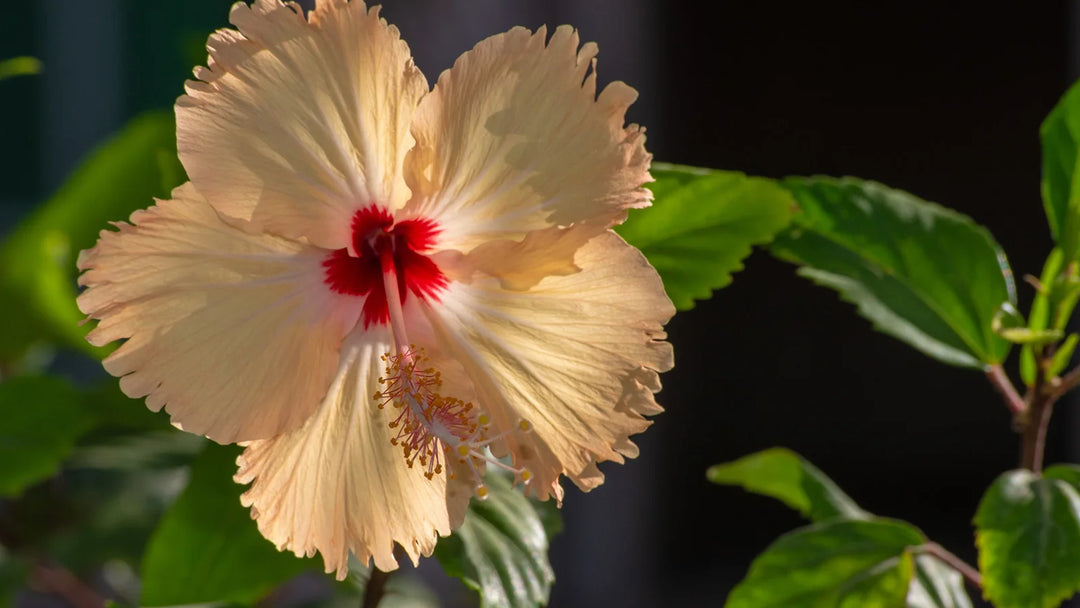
<box><xmin>376</xmin><ymin>348</ymin><xmax>535</xmax><ymax>491</ymax></box>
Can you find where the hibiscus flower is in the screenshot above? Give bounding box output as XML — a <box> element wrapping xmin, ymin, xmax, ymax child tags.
<box><xmin>76</xmin><ymin>0</ymin><xmax>674</xmax><ymax>578</ymax></box>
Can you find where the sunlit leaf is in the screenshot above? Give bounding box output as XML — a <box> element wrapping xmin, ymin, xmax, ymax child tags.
<box><xmin>140</xmin><ymin>443</ymin><xmax>312</xmax><ymax>606</ymax></box>
<box><xmin>0</xmin><ymin>111</ymin><xmax>185</xmax><ymax>361</ymax></box>
<box><xmin>0</xmin><ymin>376</ymin><xmax>94</xmax><ymax>497</ymax></box>
<box><xmin>771</xmin><ymin>177</ymin><xmax>1014</xmax><ymax>369</ymax></box>
<box><xmin>974</xmin><ymin>466</ymin><xmax>1080</xmax><ymax>608</ymax></box>
<box><xmin>616</xmin><ymin>163</ymin><xmax>794</xmax><ymax>310</ymax></box>
<box><xmin>726</xmin><ymin>518</ymin><xmax>924</xmax><ymax>608</ymax></box>
<box><xmin>907</xmin><ymin>555</ymin><xmax>973</xmax><ymax>608</ymax></box>
<box><xmin>706</xmin><ymin>447</ymin><xmax>867</xmax><ymax>521</ymax></box>
<box><xmin>434</xmin><ymin>474</ymin><xmax>554</xmax><ymax>608</ymax></box>
<box><xmin>1041</xmin><ymin>79</ymin><xmax>1080</xmax><ymax>260</ymax></box>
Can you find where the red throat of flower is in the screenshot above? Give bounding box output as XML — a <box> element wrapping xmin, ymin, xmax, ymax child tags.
<box><xmin>322</xmin><ymin>205</ymin><xmax>447</xmax><ymax>328</ymax></box>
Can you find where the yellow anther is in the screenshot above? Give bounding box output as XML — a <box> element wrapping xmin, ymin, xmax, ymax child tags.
<box><xmin>475</xmin><ymin>485</ymin><xmax>489</xmax><ymax>499</ymax></box>
<box><xmin>477</xmin><ymin>414</ymin><xmax>490</xmax><ymax>426</ymax></box>
<box><xmin>458</xmin><ymin>444</ymin><xmax>470</xmax><ymax>457</ymax></box>
<box><xmin>518</xmin><ymin>420</ymin><xmax>532</xmax><ymax>432</ymax></box>
<box><xmin>521</xmin><ymin>469</ymin><xmax>532</xmax><ymax>482</ymax></box>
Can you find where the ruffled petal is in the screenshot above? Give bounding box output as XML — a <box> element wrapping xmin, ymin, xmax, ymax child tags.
<box><xmin>404</xmin><ymin>25</ymin><xmax>651</xmax><ymax>251</ymax></box>
<box><xmin>77</xmin><ymin>183</ymin><xmax>358</xmax><ymax>443</ymax></box>
<box><xmin>177</xmin><ymin>0</ymin><xmax>427</xmax><ymax>249</ymax></box>
<box><xmin>235</xmin><ymin>327</ymin><xmax>470</xmax><ymax>577</ymax></box>
<box><xmin>420</xmin><ymin>232</ymin><xmax>674</xmax><ymax>502</ymax></box>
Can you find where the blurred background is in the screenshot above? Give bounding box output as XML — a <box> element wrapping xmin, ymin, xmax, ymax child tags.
<box><xmin>1</xmin><ymin>1</ymin><xmax>1077</xmax><ymax>606</ymax></box>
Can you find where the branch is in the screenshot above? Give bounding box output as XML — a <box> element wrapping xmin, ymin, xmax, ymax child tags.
<box><xmin>985</xmin><ymin>364</ymin><xmax>1026</xmax><ymax>416</ymax></box>
<box><xmin>1048</xmin><ymin>364</ymin><xmax>1080</xmax><ymax>401</ymax></box>
<box><xmin>361</xmin><ymin>567</ymin><xmax>391</xmax><ymax>608</ymax></box>
<box><xmin>30</xmin><ymin>561</ymin><xmax>105</xmax><ymax>608</ymax></box>
<box><xmin>916</xmin><ymin>542</ymin><xmax>982</xmax><ymax>590</ymax></box>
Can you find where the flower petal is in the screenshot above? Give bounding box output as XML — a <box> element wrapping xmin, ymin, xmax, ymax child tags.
<box><xmin>235</xmin><ymin>328</ymin><xmax>470</xmax><ymax>577</ymax></box>
<box><xmin>177</xmin><ymin>0</ymin><xmax>427</xmax><ymax>249</ymax></box>
<box><xmin>77</xmin><ymin>183</ymin><xmax>358</xmax><ymax>443</ymax></box>
<box><xmin>404</xmin><ymin>25</ymin><xmax>651</xmax><ymax>250</ymax></box>
<box><xmin>420</xmin><ymin>231</ymin><xmax>674</xmax><ymax>502</ymax></box>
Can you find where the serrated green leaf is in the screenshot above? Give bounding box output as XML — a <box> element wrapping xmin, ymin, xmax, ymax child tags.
<box><xmin>0</xmin><ymin>111</ymin><xmax>185</xmax><ymax>361</ymax></box>
<box><xmin>434</xmin><ymin>474</ymin><xmax>554</xmax><ymax>608</ymax></box>
<box><xmin>616</xmin><ymin>163</ymin><xmax>794</xmax><ymax>310</ymax></box>
<box><xmin>726</xmin><ymin>518</ymin><xmax>924</xmax><ymax>608</ymax></box>
<box><xmin>1041</xmin><ymin>80</ymin><xmax>1080</xmax><ymax>260</ymax></box>
<box><xmin>140</xmin><ymin>443</ymin><xmax>312</xmax><ymax>606</ymax></box>
<box><xmin>907</xmin><ymin>555</ymin><xmax>973</xmax><ymax>608</ymax></box>
<box><xmin>706</xmin><ymin>447</ymin><xmax>867</xmax><ymax>522</ymax></box>
<box><xmin>0</xmin><ymin>375</ymin><xmax>95</xmax><ymax>497</ymax></box>
<box><xmin>974</xmin><ymin>467</ymin><xmax>1080</xmax><ymax>608</ymax></box>
<box><xmin>771</xmin><ymin>177</ymin><xmax>1014</xmax><ymax>369</ymax></box>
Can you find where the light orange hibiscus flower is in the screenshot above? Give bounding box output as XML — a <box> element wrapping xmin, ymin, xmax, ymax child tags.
<box><xmin>77</xmin><ymin>0</ymin><xmax>674</xmax><ymax>578</ymax></box>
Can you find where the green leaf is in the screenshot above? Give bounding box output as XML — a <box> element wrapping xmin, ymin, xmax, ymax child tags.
<box><xmin>1021</xmin><ymin>248</ymin><xmax>1064</xmax><ymax>385</ymax></box>
<box><xmin>0</xmin><ymin>56</ymin><xmax>41</xmax><ymax>81</ymax></box>
<box><xmin>140</xmin><ymin>443</ymin><xmax>312</xmax><ymax>606</ymax></box>
<box><xmin>0</xmin><ymin>375</ymin><xmax>95</xmax><ymax>497</ymax></box>
<box><xmin>771</xmin><ymin>177</ymin><xmax>1014</xmax><ymax>369</ymax></box>
<box><xmin>616</xmin><ymin>163</ymin><xmax>794</xmax><ymax>310</ymax></box>
<box><xmin>974</xmin><ymin>466</ymin><xmax>1080</xmax><ymax>608</ymax></box>
<box><xmin>0</xmin><ymin>111</ymin><xmax>185</xmax><ymax>361</ymax></box>
<box><xmin>434</xmin><ymin>474</ymin><xmax>554</xmax><ymax>608</ymax></box>
<box><xmin>991</xmin><ymin>301</ymin><xmax>1063</xmax><ymax>347</ymax></box>
<box><xmin>726</xmin><ymin>518</ymin><xmax>925</xmax><ymax>608</ymax></box>
<box><xmin>706</xmin><ymin>447</ymin><xmax>867</xmax><ymax>521</ymax></box>
<box><xmin>1041</xmin><ymin>80</ymin><xmax>1080</xmax><ymax>260</ymax></box>
<box><xmin>1049</xmin><ymin>333</ymin><xmax>1079</xmax><ymax>378</ymax></box>
<box><xmin>907</xmin><ymin>555</ymin><xmax>973</xmax><ymax>608</ymax></box>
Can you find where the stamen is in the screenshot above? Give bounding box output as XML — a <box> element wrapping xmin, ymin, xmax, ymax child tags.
<box><xmin>375</xmin><ymin>348</ymin><xmax>533</xmax><ymax>497</ymax></box>
<box><xmin>375</xmin><ymin>232</ymin><xmax>532</xmax><ymax>496</ymax></box>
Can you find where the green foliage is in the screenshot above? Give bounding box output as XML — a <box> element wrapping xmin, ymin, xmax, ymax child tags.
<box><xmin>908</xmin><ymin>555</ymin><xmax>973</xmax><ymax>608</ymax></box>
<box><xmin>1041</xmin><ymin>79</ymin><xmax>1080</xmax><ymax>260</ymax></box>
<box><xmin>706</xmin><ymin>447</ymin><xmax>867</xmax><ymax>521</ymax></box>
<box><xmin>617</xmin><ymin>163</ymin><xmax>795</xmax><ymax>310</ymax></box>
<box><xmin>711</xmin><ymin>448</ymin><xmax>971</xmax><ymax>607</ymax></box>
<box><xmin>140</xmin><ymin>443</ymin><xmax>313</xmax><ymax>606</ymax></box>
<box><xmin>0</xmin><ymin>376</ymin><xmax>94</xmax><ymax>497</ymax></box>
<box><xmin>0</xmin><ymin>111</ymin><xmax>185</xmax><ymax>361</ymax></box>
<box><xmin>726</xmin><ymin>518</ymin><xmax>924</xmax><ymax>608</ymax></box>
<box><xmin>0</xmin><ymin>57</ymin><xmax>41</xmax><ymax>81</ymax></box>
<box><xmin>434</xmin><ymin>474</ymin><xmax>555</xmax><ymax>608</ymax></box>
<box><xmin>771</xmin><ymin>177</ymin><xmax>1014</xmax><ymax>369</ymax></box>
<box><xmin>974</xmin><ymin>466</ymin><xmax>1080</xmax><ymax>608</ymax></box>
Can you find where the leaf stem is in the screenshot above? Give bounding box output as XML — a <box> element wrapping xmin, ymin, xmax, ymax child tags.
<box><xmin>917</xmin><ymin>542</ymin><xmax>983</xmax><ymax>590</ymax></box>
<box><xmin>985</xmin><ymin>364</ymin><xmax>1026</xmax><ymax>416</ymax></box>
<box><xmin>361</xmin><ymin>567</ymin><xmax>391</xmax><ymax>608</ymax></box>
<box><xmin>30</xmin><ymin>561</ymin><xmax>105</xmax><ymax>608</ymax></box>
<box><xmin>1050</xmin><ymin>364</ymin><xmax>1080</xmax><ymax>399</ymax></box>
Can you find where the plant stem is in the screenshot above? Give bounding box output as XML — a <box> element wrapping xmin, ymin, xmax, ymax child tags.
<box><xmin>918</xmin><ymin>542</ymin><xmax>982</xmax><ymax>590</ymax></box>
<box><xmin>30</xmin><ymin>561</ymin><xmax>105</xmax><ymax>608</ymax></box>
<box><xmin>986</xmin><ymin>364</ymin><xmax>1026</xmax><ymax>416</ymax></box>
<box><xmin>361</xmin><ymin>567</ymin><xmax>391</xmax><ymax>608</ymax></box>
<box><xmin>1020</xmin><ymin>384</ymin><xmax>1055</xmax><ymax>474</ymax></box>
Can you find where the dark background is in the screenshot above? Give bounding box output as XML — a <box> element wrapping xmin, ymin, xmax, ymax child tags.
<box><xmin>1</xmin><ymin>1</ymin><xmax>1076</xmax><ymax>607</ymax></box>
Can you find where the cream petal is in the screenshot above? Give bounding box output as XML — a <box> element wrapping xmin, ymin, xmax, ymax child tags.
<box><xmin>403</xmin><ymin>25</ymin><xmax>652</xmax><ymax>251</ymax></box>
<box><xmin>77</xmin><ymin>183</ymin><xmax>358</xmax><ymax>443</ymax></box>
<box><xmin>234</xmin><ymin>327</ymin><xmax>470</xmax><ymax>577</ymax></box>
<box><xmin>177</xmin><ymin>0</ymin><xmax>427</xmax><ymax>249</ymax></box>
<box><xmin>420</xmin><ymin>232</ymin><xmax>674</xmax><ymax>502</ymax></box>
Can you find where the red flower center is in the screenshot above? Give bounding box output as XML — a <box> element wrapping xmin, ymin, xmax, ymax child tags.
<box><xmin>323</xmin><ymin>206</ymin><xmax>447</xmax><ymax>327</ymax></box>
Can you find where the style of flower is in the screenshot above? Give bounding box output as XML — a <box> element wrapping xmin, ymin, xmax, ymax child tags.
<box><xmin>76</xmin><ymin>0</ymin><xmax>674</xmax><ymax>578</ymax></box>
